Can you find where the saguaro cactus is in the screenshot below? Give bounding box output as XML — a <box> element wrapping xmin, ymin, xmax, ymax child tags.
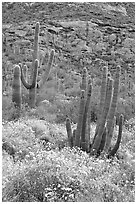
<box><xmin>37</xmin><ymin>49</ymin><xmax>55</xmax><ymax>89</ymax></box>
<box><xmin>20</xmin><ymin>22</ymin><xmax>54</xmax><ymax>108</ymax></box>
<box><xmin>29</xmin><ymin>22</ymin><xmax>39</xmax><ymax>108</ymax></box>
<box><xmin>12</xmin><ymin>65</ymin><xmax>22</xmax><ymax>113</ymax></box>
<box><xmin>21</xmin><ymin>59</ymin><xmax>38</xmax><ymax>107</ymax></box>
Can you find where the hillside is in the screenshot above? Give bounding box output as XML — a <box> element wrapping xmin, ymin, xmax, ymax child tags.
<box><xmin>2</xmin><ymin>2</ymin><xmax>135</xmax><ymax>202</ymax></box>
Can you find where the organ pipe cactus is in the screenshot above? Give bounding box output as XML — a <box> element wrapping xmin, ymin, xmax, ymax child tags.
<box><xmin>108</xmin><ymin>114</ymin><xmax>123</xmax><ymax>158</ymax></box>
<box><xmin>66</xmin><ymin>68</ymin><xmax>93</xmax><ymax>151</ymax></box>
<box><xmin>74</xmin><ymin>90</ymin><xmax>85</xmax><ymax>147</ymax></box>
<box><xmin>12</xmin><ymin>65</ymin><xmax>21</xmax><ymax>113</ymax></box>
<box><xmin>66</xmin><ymin>65</ymin><xmax>123</xmax><ymax>159</ymax></box>
<box><xmin>81</xmin><ymin>82</ymin><xmax>92</xmax><ymax>151</ymax></box>
<box><xmin>90</xmin><ymin>77</ymin><xmax>113</xmax><ymax>155</ymax></box>
<box><xmin>104</xmin><ymin>66</ymin><xmax>121</xmax><ymax>153</ymax></box>
<box><xmin>85</xmin><ymin>78</ymin><xmax>92</xmax><ymax>152</ymax></box>
<box><xmin>95</xmin><ymin>66</ymin><xmax>108</xmax><ymax>136</ymax></box>
<box><xmin>20</xmin><ymin>22</ymin><xmax>54</xmax><ymax>108</ymax></box>
<box><xmin>90</xmin><ymin>66</ymin><xmax>121</xmax><ymax>156</ymax></box>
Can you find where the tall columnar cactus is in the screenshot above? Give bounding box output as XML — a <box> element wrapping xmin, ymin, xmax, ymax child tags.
<box><xmin>95</xmin><ymin>66</ymin><xmax>108</xmax><ymax>135</ymax></box>
<box><xmin>108</xmin><ymin>114</ymin><xmax>123</xmax><ymax>158</ymax></box>
<box><xmin>85</xmin><ymin>78</ymin><xmax>92</xmax><ymax>152</ymax></box>
<box><xmin>74</xmin><ymin>90</ymin><xmax>85</xmax><ymax>147</ymax></box>
<box><xmin>90</xmin><ymin>77</ymin><xmax>113</xmax><ymax>155</ymax></box>
<box><xmin>66</xmin><ymin>68</ymin><xmax>92</xmax><ymax>151</ymax></box>
<box><xmin>29</xmin><ymin>21</ymin><xmax>39</xmax><ymax>108</ymax></box>
<box><xmin>12</xmin><ymin>65</ymin><xmax>22</xmax><ymax>110</ymax></box>
<box><xmin>20</xmin><ymin>64</ymin><xmax>28</xmax><ymax>103</ymax></box>
<box><xmin>97</xmin><ymin>126</ymin><xmax>107</xmax><ymax>156</ymax></box>
<box><xmin>103</xmin><ymin>66</ymin><xmax>121</xmax><ymax>153</ymax></box>
<box><xmin>37</xmin><ymin>49</ymin><xmax>55</xmax><ymax>89</ymax></box>
<box><xmin>74</xmin><ymin>67</ymin><xmax>89</xmax><ymax>147</ymax></box>
<box><xmin>66</xmin><ymin>65</ymin><xmax>123</xmax><ymax>158</ymax></box>
<box><xmin>81</xmin><ymin>82</ymin><xmax>92</xmax><ymax>151</ymax></box>
<box><xmin>20</xmin><ymin>22</ymin><xmax>54</xmax><ymax>108</ymax></box>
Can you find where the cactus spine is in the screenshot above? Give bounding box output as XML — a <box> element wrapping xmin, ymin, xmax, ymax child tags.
<box><xmin>12</xmin><ymin>65</ymin><xmax>22</xmax><ymax>114</ymax></box>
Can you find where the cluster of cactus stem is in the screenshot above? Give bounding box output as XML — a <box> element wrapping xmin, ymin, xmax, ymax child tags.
<box><xmin>11</xmin><ymin>22</ymin><xmax>123</xmax><ymax>157</ymax></box>
<box><xmin>12</xmin><ymin>22</ymin><xmax>54</xmax><ymax>109</ymax></box>
<box><xmin>66</xmin><ymin>65</ymin><xmax>123</xmax><ymax>158</ymax></box>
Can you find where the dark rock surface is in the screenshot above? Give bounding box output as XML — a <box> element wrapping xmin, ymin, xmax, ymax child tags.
<box><xmin>2</xmin><ymin>2</ymin><xmax>135</xmax><ymax>88</ymax></box>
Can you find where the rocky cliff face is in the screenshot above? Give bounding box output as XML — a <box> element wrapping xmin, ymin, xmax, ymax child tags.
<box><xmin>2</xmin><ymin>2</ymin><xmax>135</xmax><ymax>85</ymax></box>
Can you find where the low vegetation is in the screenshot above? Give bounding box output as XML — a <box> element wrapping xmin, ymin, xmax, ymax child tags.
<box><xmin>2</xmin><ymin>117</ymin><xmax>135</xmax><ymax>202</ymax></box>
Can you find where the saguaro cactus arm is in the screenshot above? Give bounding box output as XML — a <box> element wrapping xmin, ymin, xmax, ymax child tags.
<box><xmin>12</xmin><ymin>65</ymin><xmax>21</xmax><ymax>109</ymax></box>
<box><xmin>21</xmin><ymin>59</ymin><xmax>38</xmax><ymax>89</ymax></box>
<box><xmin>37</xmin><ymin>49</ymin><xmax>54</xmax><ymax>89</ymax></box>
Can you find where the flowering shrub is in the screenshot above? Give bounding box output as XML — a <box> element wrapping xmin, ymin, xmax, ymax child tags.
<box><xmin>2</xmin><ymin>146</ymin><xmax>135</xmax><ymax>202</ymax></box>
<box><xmin>2</xmin><ymin>117</ymin><xmax>135</xmax><ymax>202</ymax></box>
